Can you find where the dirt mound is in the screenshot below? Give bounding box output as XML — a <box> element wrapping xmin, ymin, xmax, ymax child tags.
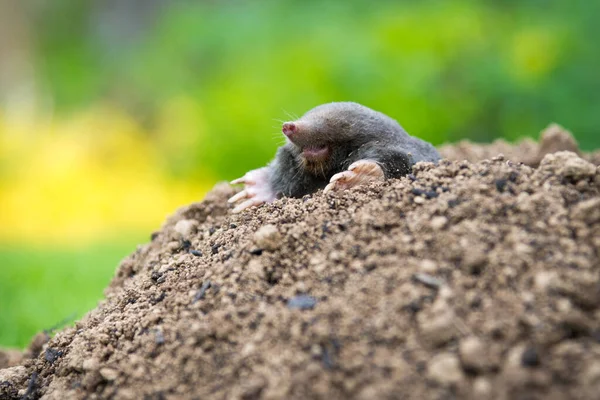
<box><xmin>439</xmin><ymin>123</ymin><xmax>600</xmax><ymax>166</ymax></box>
<box><xmin>1</xmin><ymin>126</ymin><xmax>600</xmax><ymax>399</ymax></box>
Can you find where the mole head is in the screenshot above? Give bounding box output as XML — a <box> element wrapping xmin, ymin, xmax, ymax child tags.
<box><xmin>282</xmin><ymin>102</ymin><xmax>376</xmax><ymax>174</ymax></box>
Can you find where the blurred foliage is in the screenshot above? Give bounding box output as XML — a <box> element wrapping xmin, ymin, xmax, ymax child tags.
<box><xmin>31</xmin><ymin>0</ymin><xmax>600</xmax><ymax>171</ymax></box>
<box><xmin>1</xmin><ymin>0</ymin><xmax>599</xmax><ymax>347</ymax></box>
<box><xmin>0</xmin><ymin>240</ymin><xmax>139</xmax><ymax>348</ymax></box>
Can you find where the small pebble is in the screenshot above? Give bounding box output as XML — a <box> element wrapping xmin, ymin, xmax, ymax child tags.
<box><xmin>495</xmin><ymin>178</ymin><xmax>508</xmax><ymax>193</ymax></box>
<box><xmin>472</xmin><ymin>377</ymin><xmax>492</xmax><ymax>398</ymax></box>
<box><xmin>249</xmin><ymin>248</ymin><xmax>263</xmax><ymax>256</ymax></box>
<box><xmin>174</xmin><ymin>219</ymin><xmax>198</xmax><ymax>238</ymax></box>
<box><xmin>44</xmin><ymin>348</ymin><xmax>63</xmax><ymax>364</ymax></box>
<box><xmin>430</xmin><ymin>216</ymin><xmax>448</xmax><ymax>230</ymax></box>
<box><xmin>253</xmin><ymin>224</ymin><xmax>281</xmax><ymax>251</ymax></box>
<box><xmin>193</xmin><ymin>281</ymin><xmax>212</xmax><ymax>303</ymax></box>
<box><xmin>82</xmin><ymin>358</ymin><xmax>100</xmax><ymax>371</ymax></box>
<box><xmin>99</xmin><ymin>368</ymin><xmax>118</xmax><ymax>382</ymax></box>
<box><xmin>419</xmin><ymin>259</ymin><xmax>438</xmax><ymax>274</ymax></box>
<box><xmin>427</xmin><ymin>353</ymin><xmax>464</xmax><ymax>386</ymax></box>
<box><xmin>521</xmin><ymin>347</ymin><xmax>540</xmax><ymax>367</ymax></box>
<box><xmin>418</xmin><ymin>307</ymin><xmax>458</xmax><ymax>347</ymax></box>
<box><xmin>287</xmin><ymin>295</ymin><xmax>317</xmax><ymax>310</ymax></box>
<box><xmin>459</xmin><ymin>336</ymin><xmax>488</xmax><ymax>373</ymax></box>
<box><xmin>412</xmin><ymin>273</ymin><xmax>443</xmax><ymax>289</ymax></box>
<box><xmin>189</xmin><ymin>249</ymin><xmax>202</xmax><ymax>257</ymax></box>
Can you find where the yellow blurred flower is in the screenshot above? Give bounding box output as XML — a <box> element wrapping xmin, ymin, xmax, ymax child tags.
<box><xmin>0</xmin><ymin>105</ymin><xmax>213</xmax><ymax>245</ymax></box>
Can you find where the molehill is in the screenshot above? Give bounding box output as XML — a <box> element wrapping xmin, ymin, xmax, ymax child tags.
<box><xmin>1</xmin><ymin>125</ymin><xmax>599</xmax><ymax>399</ymax></box>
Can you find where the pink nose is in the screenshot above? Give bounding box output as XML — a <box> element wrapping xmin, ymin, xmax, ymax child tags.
<box><xmin>282</xmin><ymin>122</ymin><xmax>297</xmax><ymax>137</ymax></box>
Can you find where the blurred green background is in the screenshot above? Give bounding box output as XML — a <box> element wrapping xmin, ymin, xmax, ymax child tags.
<box><xmin>1</xmin><ymin>0</ymin><xmax>599</xmax><ymax>348</ymax></box>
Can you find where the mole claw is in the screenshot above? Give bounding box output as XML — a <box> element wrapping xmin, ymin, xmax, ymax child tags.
<box><xmin>323</xmin><ymin>183</ymin><xmax>336</xmax><ymax>194</ymax></box>
<box><xmin>232</xmin><ymin>198</ymin><xmax>264</xmax><ymax>213</ymax></box>
<box><xmin>232</xmin><ymin>204</ymin><xmax>247</xmax><ymax>213</ymax></box>
<box><xmin>331</xmin><ymin>171</ymin><xmax>352</xmax><ymax>183</ymax></box>
<box><xmin>325</xmin><ymin>160</ymin><xmax>384</xmax><ymax>193</ymax></box>
<box><xmin>228</xmin><ymin>190</ymin><xmax>249</xmax><ymax>203</ymax></box>
<box><xmin>230</xmin><ymin>177</ymin><xmax>245</xmax><ymax>185</ymax></box>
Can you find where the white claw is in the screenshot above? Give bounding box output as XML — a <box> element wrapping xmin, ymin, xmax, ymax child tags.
<box><xmin>331</xmin><ymin>171</ymin><xmax>353</xmax><ymax>182</ymax></box>
<box><xmin>227</xmin><ymin>167</ymin><xmax>277</xmax><ymax>213</ymax></box>
<box><xmin>232</xmin><ymin>198</ymin><xmax>264</xmax><ymax>213</ymax></box>
<box><xmin>228</xmin><ymin>190</ymin><xmax>249</xmax><ymax>203</ymax></box>
<box><xmin>323</xmin><ymin>182</ymin><xmax>336</xmax><ymax>194</ymax></box>
<box><xmin>324</xmin><ymin>160</ymin><xmax>384</xmax><ymax>193</ymax></box>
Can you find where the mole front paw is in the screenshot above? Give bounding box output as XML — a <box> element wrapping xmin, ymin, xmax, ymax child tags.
<box><xmin>323</xmin><ymin>160</ymin><xmax>385</xmax><ymax>194</ymax></box>
<box><xmin>229</xmin><ymin>167</ymin><xmax>277</xmax><ymax>213</ymax></box>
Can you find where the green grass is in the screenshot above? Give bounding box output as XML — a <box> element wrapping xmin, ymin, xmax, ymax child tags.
<box><xmin>0</xmin><ymin>237</ymin><xmax>144</xmax><ymax>349</ymax></box>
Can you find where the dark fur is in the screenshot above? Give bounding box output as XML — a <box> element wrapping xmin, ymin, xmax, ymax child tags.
<box><xmin>268</xmin><ymin>102</ymin><xmax>440</xmax><ymax>198</ymax></box>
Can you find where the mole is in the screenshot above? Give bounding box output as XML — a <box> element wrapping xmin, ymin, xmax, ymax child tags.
<box><xmin>229</xmin><ymin>102</ymin><xmax>440</xmax><ymax>212</ymax></box>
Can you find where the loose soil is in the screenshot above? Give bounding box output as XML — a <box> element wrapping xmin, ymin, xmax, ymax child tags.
<box><xmin>2</xmin><ymin>125</ymin><xmax>600</xmax><ymax>399</ymax></box>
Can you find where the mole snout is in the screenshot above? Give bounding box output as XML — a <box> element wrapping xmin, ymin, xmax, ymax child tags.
<box><xmin>282</xmin><ymin>122</ymin><xmax>297</xmax><ymax>138</ymax></box>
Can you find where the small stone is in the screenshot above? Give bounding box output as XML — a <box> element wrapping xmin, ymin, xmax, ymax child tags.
<box><xmin>328</xmin><ymin>251</ymin><xmax>343</xmax><ymax>262</ymax></box>
<box><xmin>427</xmin><ymin>353</ymin><xmax>464</xmax><ymax>386</ymax></box>
<box><xmin>419</xmin><ymin>259</ymin><xmax>438</xmax><ymax>274</ymax></box>
<box><xmin>253</xmin><ymin>225</ymin><xmax>281</xmax><ymax>251</ymax></box>
<box><xmin>82</xmin><ymin>370</ymin><xmax>103</xmax><ymax>390</ymax></box>
<box><xmin>413</xmin><ymin>196</ymin><xmax>425</xmax><ymax>204</ymax></box>
<box><xmin>472</xmin><ymin>377</ymin><xmax>492</xmax><ymax>398</ymax></box>
<box><xmin>534</xmin><ymin>271</ymin><xmax>557</xmax><ymax>292</ymax></box>
<box><xmin>555</xmin><ymin>298</ymin><xmax>572</xmax><ymax>313</ymax></box>
<box><xmin>167</xmin><ymin>241</ymin><xmax>181</xmax><ymax>252</ymax></box>
<box><xmin>99</xmin><ymin>367</ymin><xmax>119</xmax><ymax>381</ymax></box>
<box><xmin>521</xmin><ymin>347</ymin><xmax>540</xmax><ymax>367</ymax></box>
<box><xmin>459</xmin><ymin>336</ymin><xmax>488</xmax><ymax>373</ymax></box>
<box><xmin>192</xmin><ymin>281</ymin><xmax>211</xmax><ymax>303</ymax></box>
<box><xmin>82</xmin><ymin>357</ymin><xmax>100</xmax><ymax>371</ymax></box>
<box><xmin>174</xmin><ymin>219</ymin><xmax>198</xmax><ymax>238</ymax></box>
<box><xmin>438</xmin><ymin>286</ymin><xmax>454</xmax><ymax>301</ymax></box>
<box><xmin>462</xmin><ymin>250</ymin><xmax>487</xmax><ymax>275</ymax></box>
<box><xmin>44</xmin><ymin>348</ymin><xmax>63</xmax><ymax>364</ymax></box>
<box><xmin>412</xmin><ymin>273</ymin><xmax>444</xmax><ymax>289</ymax></box>
<box><xmin>246</xmin><ymin>259</ymin><xmax>265</xmax><ymax>280</ymax></box>
<box><xmin>514</xmin><ymin>243</ymin><xmax>533</xmax><ymax>254</ymax></box>
<box><xmin>189</xmin><ymin>249</ymin><xmax>202</xmax><ymax>257</ymax></box>
<box><xmin>287</xmin><ymin>295</ymin><xmax>317</xmax><ymax>310</ymax></box>
<box><xmin>430</xmin><ymin>216</ymin><xmax>448</xmax><ymax>230</ymax></box>
<box><xmin>495</xmin><ymin>178</ymin><xmax>508</xmax><ymax>193</ymax></box>
<box><xmin>418</xmin><ymin>304</ymin><xmax>458</xmax><ymax>347</ymax></box>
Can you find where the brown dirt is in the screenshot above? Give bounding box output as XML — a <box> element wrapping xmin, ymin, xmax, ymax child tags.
<box><xmin>2</xmin><ymin>125</ymin><xmax>600</xmax><ymax>399</ymax></box>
